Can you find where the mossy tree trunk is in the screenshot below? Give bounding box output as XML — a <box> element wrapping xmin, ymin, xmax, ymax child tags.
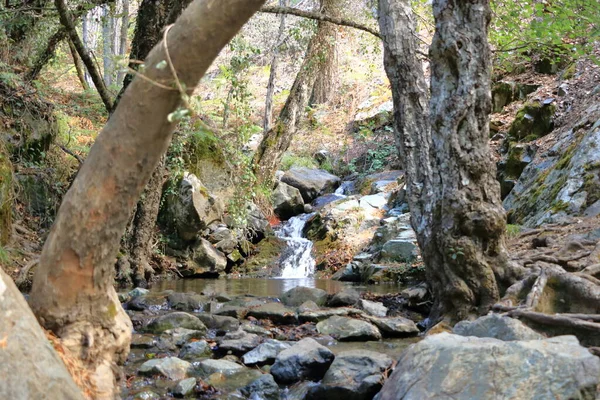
<box><xmin>379</xmin><ymin>0</ymin><xmax>522</xmax><ymax>324</ymax></box>
<box><xmin>29</xmin><ymin>1</ymin><xmax>265</xmax><ymax>398</ymax></box>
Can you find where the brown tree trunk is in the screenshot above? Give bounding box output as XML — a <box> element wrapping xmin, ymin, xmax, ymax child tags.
<box><xmin>68</xmin><ymin>38</ymin><xmax>89</xmax><ymax>91</ymax></box>
<box><xmin>379</xmin><ymin>0</ymin><xmax>522</xmax><ymax>325</ymax></box>
<box><xmin>310</xmin><ymin>0</ymin><xmax>340</xmax><ymax>105</ymax></box>
<box><xmin>29</xmin><ymin>1</ymin><xmax>265</xmax><ymax>398</ymax></box>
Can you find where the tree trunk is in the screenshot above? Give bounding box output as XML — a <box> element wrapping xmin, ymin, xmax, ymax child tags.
<box><xmin>263</xmin><ymin>0</ymin><xmax>288</xmax><ymax>133</ymax></box>
<box><xmin>24</xmin><ymin>28</ymin><xmax>68</xmax><ymax>81</ymax></box>
<box><xmin>310</xmin><ymin>0</ymin><xmax>340</xmax><ymax>105</ymax></box>
<box><xmin>253</xmin><ymin>8</ymin><xmax>333</xmax><ymax>184</ymax></box>
<box><xmin>379</xmin><ymin>0</ymin><xmax>522</xmax><ymax>324</ymax></box>
<box><xmin>116</xmin><ymin>0</ymin><xmax>129</xmax><ymax>84</ymax></box>
<box><xmin>69</xmin><ymin>38</ymin><xmax>89</xmax><ymax>91</ymax></box>
<box><xmin>29</xmin><ymin>1</ymin><xmax>265</xmax><ymax>398</ymax></box>
<box><xmin>102</xmin><ymin>4</ymin><xmax>114</xmax><ymax>87</ymax></box>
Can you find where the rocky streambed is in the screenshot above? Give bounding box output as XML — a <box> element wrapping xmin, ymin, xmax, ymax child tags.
<box><xmin>119</xmin><ymin>285</ymin><xmax>422</xmax><ymax>399</ymax></box>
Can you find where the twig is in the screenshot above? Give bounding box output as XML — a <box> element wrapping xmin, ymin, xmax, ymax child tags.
<box><xmin>57</xmin><ymin>144</ymin><xmax>84</xmax><ymax>164</ymax></box>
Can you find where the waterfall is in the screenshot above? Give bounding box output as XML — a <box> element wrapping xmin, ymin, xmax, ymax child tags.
<box><xmin>275</xmin><ymin>213</ymin><xmax>316</xmax><ymax>278</ymax></box>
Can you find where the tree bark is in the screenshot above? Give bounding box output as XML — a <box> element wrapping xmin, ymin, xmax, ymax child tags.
<box><xmin>379</xmin><ymin>0</ymin><xmax>522</xmax><ymax>324</ymax></box>
<box><xmin>55</xmin><ymin>0</ymin><xmax>114</xmax><ymax>113</ymax></box>
<box><xmin>102</xmin><ymin>4</ymin><xmax>114</xmax><ymax>86</ymax></box>
<box><xmin>310</xmin><ymin>0</ymin><xmax>340</xmax><ymax>105</ymax></box>
<box><xmin>263</xmin><ymin>0</ymin><xmax>288</xmax><ymax>133</ymax></box>
<box><xmin>68</xmin><ymin>38</ymin><xmax>89</xmax><ymax>91</ymax></box>
<box><xmin>29</xmin><ymin>1</ymin><xmax>265</xmax><ymax>398</ymax></box>
<box><xmin>116</xmin><ymin>0</ymin><xmax>129</xmax><ymax>84</ymax></box>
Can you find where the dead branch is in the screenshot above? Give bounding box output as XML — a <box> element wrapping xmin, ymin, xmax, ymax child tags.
<box><xmin>57</xmin><ymin>144</ymin><xmax>84</xmax><ymax>164</ymax></box>
<box><xmin>525</xmin><ymin>267</ymin><xmax>547</xmax><ymax>309</ymax></box>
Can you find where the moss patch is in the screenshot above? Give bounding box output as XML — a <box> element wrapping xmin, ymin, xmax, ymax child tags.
<box><xmin>508</xmin><ymin>102</ymin><xmax>556</xmax><ymax>142</ymax></box>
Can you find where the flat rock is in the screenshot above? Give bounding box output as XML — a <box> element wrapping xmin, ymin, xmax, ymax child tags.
<box><xmin>242</xmin><ymin>339</ymin><xmax>292</xmax><ymax>366</ymax></box>
<box><xmin>173</xmin><ymin>377</ymin><xmax>196</xmax><ymax>397</ymax></box>
<box><xmin>195</xmin><ymin>312</ymin><xmax>239</xmax><ymax>334</ymax></box>
<box><xmin>160</xmin><ymin>327</ymin><xmax>206</xmax><ymax>347</ymax></box>
<box><xmin>453</xmin><ymin>314</ymin><xmax>544</xmax><ymax>341</ymax></box>
<box><xmin>377</xmin><ymin>333</ymin><xmax>600</xmax><ymax>400</ymax></box>
<box><xmin>194</xmin><ymin>359</ymin><xmax>245</xmax><ymax>377</ymax></box>
<box><xmin>167</xmin><ymin>292</ymin><xmax>209</xmax><ymax>312</ymax></box>
<box><xmin>145</xmin><ymin>312</ymin><xmax>207</xmax><ymax>334</ymax></box>
<box><xmin>246</xmin><ymin>302</ymin><xmax>298</xmax><ymax>324</ymax></box>
<box><xmin>360</xmin><ymin>299</ymin><xmax>388</xmax><ymax>317</ymax></box>
<box><xmin>281</xmin><ymin>167</ymin><xmax>341</xmax><ymax>202</ymax></box>
<box><xmin>138</xmin><ymin>357</ymin><xmax>192</xmax><ymax>380</ymax></box>
<box><xmin>317</xmin><ymin>316</ymin><xmax>382</xmax><ymax>341</ymax></box>
<box><xmin>307</xmin><ymin>350</ymin><xmax>394</xmax><ymax>400</ymax></box>
<box><xmin>218</xmin><ymin>330</ymin><xmax>262</xmax><ymax>355</ymax></box>
<box><xmin>298</xmin><ymin>307</ymin><xmax>364</xmax><ymax>323</ymax></box>
<box><xmin>365</xmin><ymin>316</ymin><xmax>419</xmax><ymax>337</ymax></box>
<box><xmin>281</xmin><ymin>286</ymin><xmax>328</xmax><ymax>307</ymax></box>
<box><xmin>328</xmin><ymin>289</ymin><xmax>360</xmax><ymax>307</ymax></box>
<box><xmin>271</xmin><ymin>338</ymin><xmax>335</xmax><ymax>384</ymax></box>
<box><xmin>214</xmin><ymin>305</ymin><xmax>248</xmax><ymax>319</ymax></box>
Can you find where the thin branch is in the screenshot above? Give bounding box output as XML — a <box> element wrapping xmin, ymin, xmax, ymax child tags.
<box><xmin>57</xmin><ymin>144</ymin><xmax>84</xmax><ymax>164</ymax></box>
<box><xmin>54</xmin><ymin>0</ymin><xmax>114</xmax><ymax>113</ymax></box>
<box><xmin>260</xmin><ymin>5</ymin><xmax>381</xmax><ymax>39</ymax></box>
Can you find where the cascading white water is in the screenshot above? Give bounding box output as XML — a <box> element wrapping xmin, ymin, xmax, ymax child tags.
<box><xmin>275</xmin><ymin>213</ymin><xmax>316</xmax><ymax>278</ymax></box>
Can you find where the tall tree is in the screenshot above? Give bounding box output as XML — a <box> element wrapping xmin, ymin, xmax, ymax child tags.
<box><xmin>310</xmin><ymin>0</ymin><xmax>341</xmax><ymax>104</ymax></box>
<box><xmin>379</xmin><ymin>0</ymin><xmax>523</xmax><ymax>324</ymax></box>
<box><xmin>29</xmin><ymin>1</ymin><xmax>265</xmax><ymax>397</ymax></box>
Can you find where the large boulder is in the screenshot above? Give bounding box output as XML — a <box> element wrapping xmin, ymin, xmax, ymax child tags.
<box><xmin>453</xmin><ymin>314</ymin><xmax>544</xmax><ymax>341</ymax></box>
<box><xmin>307</xmin><ymin>350</ymin><xmax>394</xmax><ymax>400</ymax></box>
<box><xmin>184</xmin><ymin>238</ymin><xmax>227</xmax><ymax>277</ymax></box>
<box><xmin>281</xmin><ymin>286</ymin><xmax>328</xmax><ymax>307</ymax></box>
<box><xmin>281</xmin><ymin>168</ymin><xmax>341</xmax><ymax>202</ymax></box>
<box><xmin>316</xmin><ymin>316</ymin><xmax>382</xmax><ymax>341</ymax></box>
<box><xmin>240</xmin><ymin>374</ymin><xmax>280</xmax><ymax>400</ymax></box>
<box><xmin>0</xmin><ymin>269</ymin><xmax>84</xmax><ymax>400</ymax></box>
<box><xmin>508</xmin><ymin>101</ymin><xmax>556</xmax><ymax>142</ymax></box>
<box><xmin>376</xmin><ymin>333</ymin><xmax>600</xmax><ymax>400</ymax></box>
<box><xmin>168</xmin><ymin>172</ymin><xmax>224</xmax><ymax>241</ymax></box>
<box><xmin>271</xmin><ymin>338</ymin><xmax>335</xmax><ymax>383</ymax></box>
<box><xmin>273</xmin><ymin>181</ymin><xmax>305</xmax><ymax>220</ymax></box>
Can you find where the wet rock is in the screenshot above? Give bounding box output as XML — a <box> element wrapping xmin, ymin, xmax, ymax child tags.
<box><xmin>328</xmin><ymin>289</ymin><xmax>360</xmax><ymax>307</ymax></box>
<box><xmin>185</xmin><ymin>238</ymin><xmax>227</xmax><ymax>277</ymax></box>
<box><xmin>297</xmin><ymin>300</ymin><xmax>320</xmax><ymax>313</ymax></box>
<box><xmin>242</xmin><ymin>339</ymin><xmax>292</xmax><ymax>366</ymax></box>
<box><xmin>246</xmin><ymin>302</ymin><xmax>298</xmax><ymax>325</ymax></box>
<box><xmin>173</xmin><ymin>377</ymin><xmax>196</xmax><ymax>398</ymax></box>
<box><xmin>145</xmin><ymin>312</ymin><xmax>207</xmax><ymax>334</ymax></box>
<box><xmin>298</xmin><ymin>307</ymin><xmax>364</xmax><ymax>323</ymax></box>
<box><xmin>168</xmin><ymin>292</ymin><xmax>209</xmax><ymax>312</ymax></box>
<box><xmin>214</xmin><ymin>305</ymin><xmax>248</xmax><ymax>319</ymax></box>
<box><xmin>132</xmin><ymin>390</ymin><xmax>160</xmax><ymax>400</ymax></box>
<box><xmin>317</xmin><ymin>316</ymin><xmax>382</xmax><ymax>341</ymax></box>
<box><xmin>194</xmin><ymin>359</ymin><xmax>245</xmax><ymax>377</ymax></box>
<box><xmin>131</xmin><ymin>334</ymin><xmax>156</xmax><ymax>349</ymax></box>
<box><xmin>206</xmin><ymin>369</ymin><xmax>263</xmax><ymax>393</ymax></box>
<box><xmin>359</xmin><ymin>299</ymin><xmax>388</xmax><ymax>317</ymax></box>
<box><xmin>240</xmin><ymin>374</ymin><xmax>280</xmax><ymax>400</ymax></box>
<box><xmin>281</xmin><ymin>167</ymin><xmax>341</xmax><ymax>202</ymax></box>
<box><xmin>241</xmin><ymin>323</ymin><xmax>271</xmax><ymax>336</ymax></box>
<box><xmin>128</xmin><ymin>287</ymin><xmax>149</xmax><ymax>299</ymax></box>
<box><xmin>138</xmin><ymin>357</ymin><xmax>192</xmax><ymax>380</ymax></box>
<box><xmin>179</xmin><ymin>340</ymin><xmax>212</xmax><ymax>361</ymax></box>
<box><xmin>377</xmin><ymin>333</ymin><xmax>600</xmax><ymax>400</ymax></box>
<box><xmin>273</xmin><ymin>181</ymin><xmax>305</xmax><ymax>220</ymax></box>
<box><xmin>218</xmin><ymin>330</ymin><xmax>262</xmax><ymax>355</ymax></box>
<box><xmin>271</xmin><ymin>338</ymin><xmax>335</xmax><ymax>384</ymax></box>
<box><xmin>365</xmin><ymin>316</ymin><xmax>419</xmax><ymax>337</ymax></box>
<box><xmin>453</xmin><ymin>314</ymin><xmax>544</xmax><ymax>341</ymax></box>
<box><xmin>160</xmin><ymin>327</ymin><xmax>206</xmax><ymax>347</ymax></box>
<box><xmin>307</xmin><ymin>350</ymin><xmax>394</xmax><ymax>400</ymax></box>
<box><xmin>168</xmin><ymin>172</ymin><xmax>223</xmax><ymax>241</ymax></box>
<box><xmin>126</xmin><ymin>293</ymin><xmax>168</xmax><ymax>311</ymax></box>
<box><xmin>195</xmin><ymin>313</ymin><xmax>239</xmax><ymax>334</ymax></box>
<box><xmin>400</xmin><ymin>283</ymin><xmax>430</xmax><ymax>313</ymax></box>
<box><xmin>282</xmin><ymin>382</ymin><xmax>319</xmax><ymax>400</ymax></box>
<box><xmin>380</xmin><ymin>239</ymin><xmax>418</xmax><ymax>262</ymax></box>
<box><xmin>281</xmin><ymin>286</ymin><xmax>328</xmax><ymax>307</ymax></box>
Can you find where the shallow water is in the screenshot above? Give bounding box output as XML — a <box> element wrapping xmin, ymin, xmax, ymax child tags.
<box><xmin>149</xmin><ymin>277</ymin><xmax>403</xmax><ymax>297</ymax></box>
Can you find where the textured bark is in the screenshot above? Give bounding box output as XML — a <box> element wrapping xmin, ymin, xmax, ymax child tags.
<box><xmin>55</xmin><ymin>0</ymin><xmax>114</xmax><ymax>113</ymax></box>
<box><xmin>379</xmin><ymin>0</ymin><xmax>522</xmax><ymax>324</ymax></box>
<box><xmin>29</xmin><ymin>1</ymin><xmax>265</xmax><ymax>398</ymax></box>
<box><xmin>263</xmin><ymin>0</ymin><xmax>287</xmax><ymax>133</ymax></box>
<box><xmin>310</xmin><ymin>0</ymin><xmax>340</xmax><ymax>105</ymax></box>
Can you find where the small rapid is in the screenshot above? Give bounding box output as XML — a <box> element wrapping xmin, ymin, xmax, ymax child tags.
<box><xmin>275</xmin><ymin>213</ymin><xmax>316</xmax><ymax>278</ymax></box>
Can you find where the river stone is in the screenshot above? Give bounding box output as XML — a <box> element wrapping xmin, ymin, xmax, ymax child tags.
<box><xmin>241</xmin><ymin>322</ymin><xmax>271</xmax><ymax>336</ymax></box>
<box><xmin>132</xmin><ymin>390</ymin><xmax>160</xmax><ymax>400</ymax></box>
<box><xmin>173</xmin><ymin>377</ymin><xmax>197</xmax><ymax>397</ymax></box>
<box><xmin>128</xmin><ymin>287</ymin><xmax>150</xmax><ymax>299</ymax></box>
<box><xmin>273</xmin><ymin>181</ymin><xmax>305</xmax><ymax>220</ymax></box>
<box><xmin>138</xmin><ymin>357</ymin><xmax>192</xmax><ymax>380</ymax></box>
<box><xmin>0</xmin><ymin>269</ymin><xmax>85</xmax><ymax>400</ymax></box>
<box><xmin>179</xmin><ymin>340</ymin><xmax>212</xmax><ymax>361</ymax></box>
<box><xmin>365</xmin><ymin>316</ymin><xmax>419</xmax><ymax>337</ymax></box>
<box><xmin>297</xmin><ymin>300</ymin><xmax>320</xmax><ymax>313</ymax></box>
<box><xmin>281</xmin><ymin>286</ymin><xmax>328</xmax><ymax>307</ymax></box>
<box><xmin>317</xmin><ymin>316</ymin><xmax>382</xmax><ymax>341</ymax></box>
<box><xmin>242</xmin><ymin>339</ymin><xmax>292</xmax><ymax>365</ymax></box>
<box><xmin>281</xmin><ymin>167</ymin><xmax>341</xmax><ymax>202</ymax></box>
<box><xmin>298</xmin><ymin>307</ymin><xmax>364</xmax><ymax>323</ymax></box>
<box><xmin>161</xmin><ymin>327</ymin><xmax>206</xmax><ymax>347</ymax></box>
<box><xmin>187</xmin><ymin>238</ymin><xmax>227</xmax><ymax>277</ymax></box>
<box><xmin>376</xmin><ymin>333</ymin><xmax>600</xmax><ymax>400</ymax></box>
<box><xmin>206</xmin><ymin>369</ymin><xmax>263</xmax><ymax>393</ymax></box>
<box><xmin>246</xmin><ymin>302</ymin><xmax>298</xmax><ymax>324</ymax></box>
<box><xmin>126</xmin><ymin>293</ymin><xmax>168</xmax><ymax>311</ymax></box>
<box><xmin>145</xmin><ymin>312</ymin><xmax>207</xmax><ymax>334</ymax></box>
<box><xmin>196</xmin><ymin>313</ymin><xmax>240</xmax><ymax>334</ymax></box>
<box><xmin>271</xmin><ymin>338</ymin><xmax>335</xmax><ymax>383</ymax></box>
<box><xmin>240</xmin><ymin>374</ymin><xmax>280</xmax><ymax>400</ymax></box>
<box><xmin>380</xmin><ymin>239</ymin><xmax>417</xmax><ymax>262</ymax></box>
<box><xmin>453</xmin><ymin>314</ymin><xmax>545</xmax><ymax>341</ymax></box>
<box><xmin>360</xmin><ymin>299</ymin><xmax>388</xmax><ymax>317</ymax></box>
<box><xmin>195</xmin><ymin>359</ymin><xmax>246</xmax><ymax>377</ymax></box>
<box><xmin>131</xmin><ymin>334</ymin><xmax>155</xmax><ymax>349</ymax></box>
<box><xmin>282</xmin><ymin>382</ymin><xmax>320</xmax><ymax>400</ymax></box>
<box><xmin>219</xmin><ymin>330</ymin><xmax>262</xmax><ymax>355</ymax></box>
<box><xmin>168</xmin><ymin>292</ymin><xmax>209</xmax><ymax>312</ymax></box>
<box><xmin>214</xmin><ymin>305</ymin><xmax>248</xmax><ymax>319</ymax></box>
<box><xmin>328</xmin><ymin>289</ymin><xmax>360</xmax><ymax>307</ymax></box>
<box><xmin>307</xmin><ymin>350</ymin><xmax>394</xmax><ymax>400</ymax></box>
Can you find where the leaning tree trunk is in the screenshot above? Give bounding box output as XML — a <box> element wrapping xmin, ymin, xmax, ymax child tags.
<box><xmin>379</xmin><ymin>0</ymin><xmax>522</xmax><ymax>324</ymax></box>
<box><xmin>253</xmin><ymin>9</ymin><xmax>334</xmax><ymax>184</ymax></box>
<box><xmin>310</xmin><ymin>0</ymin><xmax>341</xmax><ymax>105</ymax></box>
<box><xmin>29</xmin><ymin>1</ymin><xmax>265</xmax><ymax>398</ymax></box>
<box><xmin>69</xmin><ymin>39</ymin><xmax>89</xmax><ymax>90</ymax></box>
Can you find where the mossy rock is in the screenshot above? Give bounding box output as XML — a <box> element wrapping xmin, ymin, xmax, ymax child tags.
<box><xmin>242</xmin><ymin>235</ymin><xmax>286</xmax><ymax>275</ymax></box>
<box><xmin>0</xmin><ymin>144</ymin><xmax>12</xmax><ymax>245</ymax></box>
<box><xmin>508</xmin><ymin>102</ymin><xmax>556</xmax><ymax>142</ymax></box>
